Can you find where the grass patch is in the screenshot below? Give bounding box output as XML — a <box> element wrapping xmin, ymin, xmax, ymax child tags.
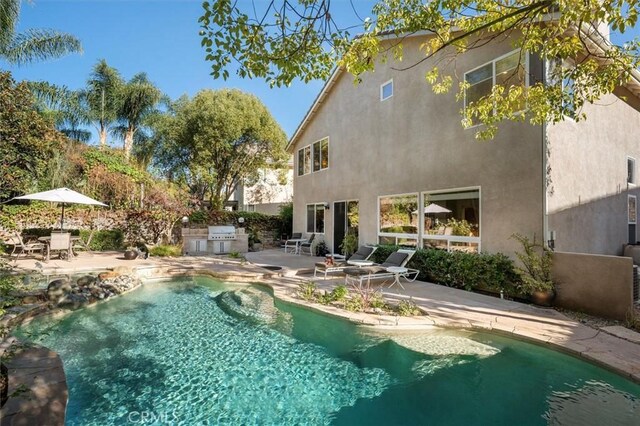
<box><xmin>149</xmin><ymin>245</ymin><xmax>182</xmax><ymax>257</ymax></box>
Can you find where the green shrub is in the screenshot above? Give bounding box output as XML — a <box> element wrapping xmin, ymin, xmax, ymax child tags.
<box><xmin>371</xmin><ymin>244</ymin><xmax>521</xmax><ymax>296</ymax></box>
<box><xmin>396</xmin><ymin>299</ymin><xmax>421</xmax><ymax>316</ymax></box>
<box><xmin>85</xmin><ymin>230</ymin><xmax>125</xmax><ymax>251</ymax></box>
<box><xmin>149</xmin><ymin>245</ymin><xmax>182</xmax><ymax>257</ymax></box>
<box><xmin>297</xmin><ymin>281</ymin><xmax>317</xmax><ymax>302</ymax></box>
<box><xmin>329</xmin><ymin>285</ymin><xmax>349</xmax><ymax>302</ymax></box>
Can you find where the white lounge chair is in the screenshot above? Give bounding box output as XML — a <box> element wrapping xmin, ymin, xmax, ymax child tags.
<box><xmin>344</xmin><ymin>249</ymin><xmax>419</xmax><ymax>289</ymax></box>
<box><xmin>314</xmin><ymin>245</ymin><xmax>378</xmax><ymax>280</ymax></box>
<box><xmin>6</xmin><ymin>232</ymin><xmax>45</xmax><ymax>262</ymax></box>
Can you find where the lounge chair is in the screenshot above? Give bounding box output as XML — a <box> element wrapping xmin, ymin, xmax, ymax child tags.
<box><xmin>313</xmin><ymin>245</ymin><xmax>378</xmax><ymax>280</ymax></box>
<box><xmin>6</xmin><ymin>232</ymin><xmax>45</xmax><ymax>262</ymax></box>
<box><xmin>298</xmin><ymin>234</ymin><xmax>316</xmax><ymax>255</ymax></box>
<box><xmin>284</xmin><ymin>232</ymin><xmax>303</xmax><ymax>253</ymax></box>
<box><xmin>344</xmin><ymin>249</ymin><xmax>419</xmax><ymax>289</ymax></box>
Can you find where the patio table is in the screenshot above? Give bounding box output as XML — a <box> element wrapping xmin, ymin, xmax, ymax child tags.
<box><xmin>38</xmin><ymin>235</ymin><xmax>80</xmax><ymax>260</ymax></box>
<box><xmin>386</xmin><ymin>266</ymin><xmax>409</xmax><ymax>290</ymax></box>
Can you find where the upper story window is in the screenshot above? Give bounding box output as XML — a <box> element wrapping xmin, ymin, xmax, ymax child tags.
<box><xmin>312</xmin><ymin>138</ymin><xmax>329</xmax><ymax>172</ymax></box>
<box><xmin>380</xmin><ymin>79</ymin><xmax>393</xmax><ymax>101</ymax></box>
<box><xmin>297</xmin><ymin>145</ymin><xmax>311</xmax><ymax>176</ymax></box>
<box><xmin>465</xmin><ymin>50</ymin><xmax>527</xmax><ymax>124</ymax></box>
<box><xmin>628</xmin><ymin>156</ymin><xmax>636</xmax><ymax>185</ymax></box>
<box><xmin>298</xmin><ymin>137</ymin><xmax>329</xmax><ymax>176</ymax></box>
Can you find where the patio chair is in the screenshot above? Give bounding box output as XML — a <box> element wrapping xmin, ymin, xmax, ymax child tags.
<box><xmin>284</xmin><ymin>232</ymin><xmax>303</xmax><ymax>253</ymax></box>
<box><xmin>344</xmin><ymin>249</ymin><xmax>419</xmax><ymax>289</ymax></box>
<box><xmin>314</xmin><ymin>245</ymin><xmax>378</xmax><ymax>280</ymax></box>
<box><xmin>298</xmin><ymin>234</ymin><xmax>316</xmax><ymax>256</ymax></box>
<box><xmin>72</xmin><ymin>229</ymin><xmax>95</xmax><ymax>256</ymax></box>
<box><xmin>5</xmin><ymin>232</ymin><xmax>45</xmax><ymax>262</ymax></box>
<box><xmin>46</xmin><ymin>232</ymin><xmax>71</xmax><ymax>261</ymax></box>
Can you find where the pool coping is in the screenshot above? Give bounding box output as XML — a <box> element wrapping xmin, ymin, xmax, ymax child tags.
<box><xmin>2</xmin><ymin>262</ymin><xmax>640</xmax><ymax>425</ymax></box>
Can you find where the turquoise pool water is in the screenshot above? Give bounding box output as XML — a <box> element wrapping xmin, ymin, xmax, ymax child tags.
<box><xmin>17</xmin><ymin>276</ymin><xmax>640</xmax><ymax>425</ymax></box>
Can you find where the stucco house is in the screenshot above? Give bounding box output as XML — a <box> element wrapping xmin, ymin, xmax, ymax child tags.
<box><xmin>228</xmin><ymin>162</ymin><xmax>293</xmax><ymax>215</ymax></box>
<box><xmin>286</xmin><ymin>30</ymin><xmax>640</xmax><ymax>258</ymax></box>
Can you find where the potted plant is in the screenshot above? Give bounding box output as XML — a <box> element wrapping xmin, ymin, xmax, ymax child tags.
<box><xmin>512</xmin><ymin>234</ymin><xmax>555</xmax><ymax>306</ymax></box>
<box><xmin>340</xmin><ymin>231</ymin><xmax>359</xmax><ymax>259</ymax></box>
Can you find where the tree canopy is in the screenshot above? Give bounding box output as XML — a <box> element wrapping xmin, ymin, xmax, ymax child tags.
<box><xmin>0</xmin><ymin>0</ymin><xmax>81</xmax><ymax>65</ymax></box>
<box><xmin>152</xmin><ymin>89</ymin><xmax>288</xmax><ymax>209</ymax></box>
<box><xmin>200</xmin><ymin>0</ymin><xmax>640</xmax><ymax>138</ymax></box>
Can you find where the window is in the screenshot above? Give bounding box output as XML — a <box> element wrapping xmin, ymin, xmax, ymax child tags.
<box><xmin>306</xmin><ymin>203</ymin><xmax>325</xmax><ymax>233</ymax></box>
<box><xmin>380</xmin><ymin>79</ymin><xmax>393</xmax><ymax>101</ymax></box>
<box><xmin>628</xmin><ymin>156</ymin><xmax>636</xmax><ymax>185</ymax></box>
<box><xmin>423</xmin><ymin>189</ymin><xmax>480</xmax><ymax>253</ymax></box>
<box><xmin>465</xmin><ymin>50</ymin><xmax>527</xmax><ymax>124</ymax></box>
<box><xmin>546</xmin><ymin>58</ymin><xmax>576</xmax><ymax>118</ymax></box>
<box><xmin>297</xmin><ymin>146</ymin><xmax>312</xmax><ymax>176</ymax></box>
<box><xmin>378</xmin><ymin>194</ymin><xmax>418</xmax><ymax>246</ymax></box>
<box><xmin>298</xmin><ymin>138</ymin><xmax>328</xmax><ymax>175</ymax></box>
<box><xmin>312</xmin><ymin>138</ymin><xmax>329</xmax><ymax>172</ymax></box>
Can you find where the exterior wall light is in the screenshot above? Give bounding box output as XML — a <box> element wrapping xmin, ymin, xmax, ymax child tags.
<box><xmin>324</xmin><ymin>203</ymin><xmax>330</xmax><ymax>210</ymax></box>
<box><xmin>181</xmin><ymin>216</ymin><xmax>189</xmax><ymax>226</ymax></box>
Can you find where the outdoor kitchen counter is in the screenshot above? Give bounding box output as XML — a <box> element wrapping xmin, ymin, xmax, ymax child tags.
<box><xmin>181</xmin><ymin>227</ymin><xmax>249</xmax><ymax>255</ymax></box>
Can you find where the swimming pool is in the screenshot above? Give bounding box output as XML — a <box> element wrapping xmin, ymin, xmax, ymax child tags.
<box><xmin>17</xmin><ymin>276</ymin><xmax>640</xmax><ymax>425</ymax></box>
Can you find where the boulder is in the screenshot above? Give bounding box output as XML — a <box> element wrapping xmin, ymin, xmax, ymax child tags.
<box><xmin>46</xmin><ymin>279</ymin><xmax>72</xmax><ymax>303</ymax></box>
<box><xmin>76</xmin><ymin>275</ymin><xmax>96</xmax><ymax>287</ymax></box>
<box><xmin>57</xmin><ymin>294</ymin><xmax>89</xmax><ymax>310</ymax></box>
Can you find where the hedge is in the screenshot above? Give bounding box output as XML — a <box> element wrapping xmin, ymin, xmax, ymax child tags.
<box><xmin>371</xmin><ymin>245</ymin><xmax>522</xmax><ymax>295</ymax></box>
<box><xmin>21</xmin><ymin>228</ymin><xmax>125</xmax><ymax>251</ymax></box>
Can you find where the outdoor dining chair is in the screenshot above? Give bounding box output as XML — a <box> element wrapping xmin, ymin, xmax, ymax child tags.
<box><xmin>47</xmin><ymin>232</ymin><xmax>72</xmax><ymax>261</ymax></box>
<box><xmin>284</xmin><ymin>232</ymin><xmax>303</xmax><ymax>253</ymax></box>
<box><xmin>298</xmin><ymin>234</ymin><xmax>316</xmax><ymax>256</ymax></box>
<box><xmin>72</xmin><ymin>229</ymin><xmax>95</xmax><ymax>256</ymax></box>
<box><xmin>6</xmin><ymin>232</ymin><xmax>45</xmax><ymax>262</ymax></box>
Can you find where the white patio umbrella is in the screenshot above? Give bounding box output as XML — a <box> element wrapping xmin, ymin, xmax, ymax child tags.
<box><xmin>424</xmin><ymin>203</ymin><xmax>452</xmax><ymax>214</ymax></box>
<box><xmin>11</xmin><ymin>187</ymin><xmax>108</xmax><ymax>230</ymax></box>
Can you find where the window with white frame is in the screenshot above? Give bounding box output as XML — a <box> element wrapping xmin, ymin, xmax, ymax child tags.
<box><xmin>297</xmin><ymin>146</ymin><xmax>312</xmax><ymax>176</ymax></box>
<box><xmin>380</xmin><ymin>79</ymin><xmax>393</xmax><ymax>101</ymax></box>
<box><xmin>306</xmin><ymin>203</ymin><xmax>325</xmax><ymax>233</ymax></box>
<box><xmin>628</xmin><ymin>156</ymin><xmax>636</xmax><ymax>185</ymax></box>
<box><xmin>465</xmin><ymin>50</ymin><xmax>527</xmax><ymax>125</ymax></box>
<box><xmin>546</xmin><ymin>58</ymin><xmax>577</xmax><ymax>119</ymax></box>
<box><xmin>378</xmin><ymin>193</ymin><xmax>418</xmax><ymax>246</ymax></box>
<box><xmin>423</xmin><ymin>189</ymin><xmax>481</xmax><ymax>253</ymax></box>
<box><xmin>312</xmin><ymin>138</ymin><xmax>329</xmax><ymax>172</ymax></box>
<box><xmin>298</xmin><ymin>138</ymin><xmax>328</xmax><ymax>176</ymax></box>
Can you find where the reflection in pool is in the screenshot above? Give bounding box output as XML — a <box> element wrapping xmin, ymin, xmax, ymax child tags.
<box><xmin>16</xmin><ymin>276</ymin><xmax>640</xmax><ymax>425</ymax></box>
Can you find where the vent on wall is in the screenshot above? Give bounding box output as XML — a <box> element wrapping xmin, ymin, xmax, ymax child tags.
<box><xmin>633</xmin><ymin>265</ymin><xmax>639</xmax><ymax>302</ymax></box>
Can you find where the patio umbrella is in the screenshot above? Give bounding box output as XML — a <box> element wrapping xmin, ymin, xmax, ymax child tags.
<box><xmin>11</xmin><ymin>187</ymin><xmax>108</xmax><ymax>230</ymax></box>
<box><xmin>424</xmin><ymin>203</ymin><xmax>452</xmax><ymax>214</ymax></box>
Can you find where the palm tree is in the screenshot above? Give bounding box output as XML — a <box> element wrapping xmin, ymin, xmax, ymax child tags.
<box><xmin>0</xmin><ymin>0</ymin><xmax>82</xmax><ymax>65</ymax></box>
<box><xmin>28</xmin><ymin>81</ymin><xmax>91</xmax><ymax>142</ymax></box>
<box><xmin>85</xmin><ymin>59</ymin><xmax>123</xmax><ymax>147</ymax></box>
<box><xmin>114</xmin><ymin>73</ymin><xmax>162</xmax><ymax>161</ymax></box>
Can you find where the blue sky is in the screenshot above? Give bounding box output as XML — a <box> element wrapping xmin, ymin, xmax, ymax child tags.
<box><xmin>4</xmin><ymin>0</ymin><xmax>375</xmax><ymax>142</ymax></box>
<box><xmin>4</xmin><ymin>1</ymin><xmax>639</xmax><ymax>143</ymax></box>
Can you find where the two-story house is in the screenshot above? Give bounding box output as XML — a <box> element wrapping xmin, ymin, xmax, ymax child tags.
<box><xmin>286</xmin><ymin>31</ymin><xmax>640</xmax><ymax>257</ymax></box>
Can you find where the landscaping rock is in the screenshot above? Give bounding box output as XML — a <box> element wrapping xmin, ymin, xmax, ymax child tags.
<box><xmin>57</xmin><ymin>294</ymin><xmax>89</xmax><ymax>310</ymax></box>
<box><xmin>46</xmin><ymin>279</ymin><xmax>72</xmax><ymax>303</ymax></box>
<box><xmin>98</xmin><ymin>271</ymin><xmax>119</xmax><ymax>281</ymax></box>
<box><xmin>76</xmin><ymin>275</ymin><xmax>96</xmax><ymax>287</ymax></box>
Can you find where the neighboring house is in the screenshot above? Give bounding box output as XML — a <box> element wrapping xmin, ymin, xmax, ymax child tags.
<box><xmin>287</xmin><ymin>30</ymin><xmax>640</xmax><ymax>257</ymax></box>
<box><xmin>228</xmin><ymin>162</ymin><xmax>293</xmax><ymax>215</ymax></box>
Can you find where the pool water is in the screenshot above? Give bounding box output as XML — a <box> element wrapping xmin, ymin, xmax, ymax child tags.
<box><xmin>16</xmin><ymin>276</ymin><xmax>640</xmax><ymax>425</ymax></box>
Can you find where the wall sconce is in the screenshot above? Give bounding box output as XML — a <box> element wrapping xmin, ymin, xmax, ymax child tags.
<box><xmin>181</xmin><ymin>216</ymin><xmax>189</xmax><ymax>227</ymax></box>
<box><xmin>324</xmin><ymin>203</ymin><xmax>330</xmax><ymax>210</ymax></box>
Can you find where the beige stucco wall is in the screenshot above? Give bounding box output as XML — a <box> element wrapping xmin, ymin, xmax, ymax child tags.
<box><xmin>548</xmin><ymin>88</ymin><xmax>640</xmax><ymax>255</ymax></box>
<box><xmin>290</xmin><ymin>36</ymin><xmax>544</xmax><ymax>255</ymax></box>
<box><xmin>552</xmin><ymin>251</ymin><xmax>634</xmax><ymax>321</ymax></box>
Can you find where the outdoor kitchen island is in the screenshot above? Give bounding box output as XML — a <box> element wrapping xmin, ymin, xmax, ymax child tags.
<box><xmin>182</xmin><ymin>225</ymin><xmax>249</xmax><ymax>255</ymax></box>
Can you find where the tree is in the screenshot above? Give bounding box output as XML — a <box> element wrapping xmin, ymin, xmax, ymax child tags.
<box><xmin>200</xmin><ymin>0</ymin><xmax>640</xmax><ymax>138</ymax></box>
<box><xmin>114</xmin><ymin>73</ymin><xmax>162</xmax><ymax>161</ymax></box>
<box><xmin>0</xmin><ymin>0</ymin><xmax>81</xmax><ymax>65</ymax></box>
<box><xmin>28</xmin><ymin>81</ymin><xmax>91</xmax><ymax>142</ymax></box>
<box><xmin>153</xmin><ymin>89</ymin><xmax>288</xmax><ymax>209</ymax></box>
<box><xmin>85</xmin><ymin>59</ymin><xmax>124</xmax><ymax>147</ymax></box>
<box><xmin>0</xmin><ymin>71</ymin><xmax>65</xmax><ymax>201</ymax></box>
